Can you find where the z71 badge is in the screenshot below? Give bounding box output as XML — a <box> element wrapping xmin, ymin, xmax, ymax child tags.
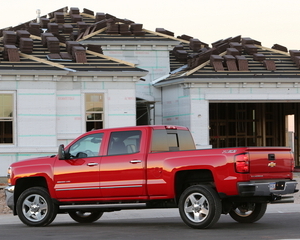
<box><xmin>222</xmin><ymin>150</ymin><xmax>237</xmax><ymax>154</ymax></box>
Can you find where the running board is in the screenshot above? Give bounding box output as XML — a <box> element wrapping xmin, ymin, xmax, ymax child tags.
<box><xmin>60</xmin><ymin>203</ymin><xmax>147</xmax><ymax>211</ymax></box>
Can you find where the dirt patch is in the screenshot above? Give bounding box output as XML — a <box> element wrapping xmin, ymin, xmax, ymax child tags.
<box><xmin>0</xmin><ymin>188</ymin><xmax>13</xmax><ymax>215</ymax></box>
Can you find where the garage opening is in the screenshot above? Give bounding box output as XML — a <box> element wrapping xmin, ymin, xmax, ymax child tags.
<box><xmin>209</xmin><ymin>103</ymin><xmax>300</xmax><ymax>166</ymax></box>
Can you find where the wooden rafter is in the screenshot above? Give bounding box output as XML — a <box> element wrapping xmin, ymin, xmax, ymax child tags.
<box><xmin>186</xmin><ymin>51</ymin><xmax>227</xmax><ymax>76</ymax></box>
<box><xmin>142</xmin><ymin>29</ymin><xmax>189</xmax><ymax>44</ymax></box>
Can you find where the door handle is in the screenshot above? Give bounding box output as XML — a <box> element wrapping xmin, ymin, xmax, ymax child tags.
<box><xmin>87</xmin><ymin>162</ymin><xmax>99</xmax><ymax>166</ymax></box>
<box><xmin>130</xmin><ymin>160</ymin><xmax>142</xmax><ymax>164</ymax></box>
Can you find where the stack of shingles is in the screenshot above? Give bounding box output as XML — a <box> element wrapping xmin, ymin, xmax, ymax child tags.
<box><xmin>187</xmin><ymin>48</ymin><xmax>218</xmax><ymax>69</ymax></box>
<box><xmin>28</xmin><ymin>22</ymin><xmax>41</xmax><ymax>36</ymax></box>
<box><xmin>272</xmin><ymin>44</ymin><xmax>288</xmax><ymax>52</ymax></box>
<box><xmin>119</xmin><ymin>23</ymin><xmax>131</xmax><ymax>35</ymax></box>
<box><xmin>106</xmin><ymin>19</ymin><xmax>119</xmax><ymax>34</ymax></box>
<box><xmin>242</xmin><ymin>38</ymin><xmax>257</xmax><ymax>55</ymax></box>
<box><xmin>17</xmin><ymin>30</ymin><xmax>33</xmax><ymax>54</ymax></box>
<box><xmin>70</xmin><ymin>7</ymin><xmax>82</xmax><ymax>23</ymax></box>
<box><xmin>47</xmin><ymin>23</ymin><xmax>59</xmax><ymax>34</ymax></box>
<box><xmin>41</xmin><ymin>33</ymin><xmax>54</xmax><ymax>47</ymax></box>
<box><xmin>226</xmin><ymin>41</ymin><xmax>246</xmax><ymax>71</ymax></box>
<box><xmin>66</xmin><ymin>41</ymin><xmax>87</xmax><ymax>63</ymax></box>
<box><xmin>177</xmin><ymin>34</ymin><xmax>193</xmax><ymax>41</ymax></box>
<box><xmin>130</xmin><ymin>23</ymin><xmax>144</xmax><ymax>36</ymax></box>
<box><xmin>172</xmin><ymin>45</ymin><xmax>188</xmax><ymax>62</ymax></box>
<box><xmin>72</xmin><ymin>46</ymin><xmax>87</xmax><ymax>63</ymax></box>
<box><xmin>229</xmin><ymin>42</ymin><xmax>242</xmax><ymax>53</ymax></box>
<box><xmin>253</xmin><ymin>53</ymin><xmax>275</xmax><ymax>70</ymax></box>
<box><xmin>2</xmin><ymin>31</ymin><xmax>20</xmax><ymax>61</ymax></box>
<box><xmin>3</xmin><ymin>45</ymin><xmax>20</xmax><ymax>61</ymax></box>
<box><xmin>95</xmin><ymin>12</ymin><xmax>106</xmax><ymax>22</ymax></box>
<box><xmin>87</xmin><ymin>44</ymin><xmax>103</xmax><ymax>54</ymax></box>
<box><xmin>155</xmin><ymin>28</ymin><xmax>174</xmax><ymax>37</ymax></box>
<box><xmin>289</xmin><ymin>50</ymin><xmax>300</xmax><ymax>68</ymax></box>
<box><xmin>40</xmin><ymin>18</ymin><xmax>50</xmax><ymax>29</ymax></box>
<box><xmin>54</xmin><ymin>12</ymin><xmax>65</xmax><ymax>24</ymax></box>
<box><xmin>47</xmin><ymin>37</ymin><xmax>60</xmax><ymax>53</ymax></box>
<box><xmin>189</xmin><ymin>39</ymin><xmax>202</xmax><ymax>52</ymax></box>
<box><xmin>223</xmin><ymin>55</ymin><xmax>237</xmax><ymax>71</ymax></box>
<box><xmin>210</xmin><ymin>55</ymin><xmax>224</xmax><ymax>71</ymax></box>
<box><xmin>16</xmin><ymin>30</ymin><xmax>30</xmax><ymax>41</ymax></box>
<box><xmin>62</xmin><ymin>24</ymin><xmax>73</xmax><ymax>34</ymax></box>
<box><xmin>3</xmin><ymin>31</ymin><xmax>17</xmax><ymax>45</ymax></box>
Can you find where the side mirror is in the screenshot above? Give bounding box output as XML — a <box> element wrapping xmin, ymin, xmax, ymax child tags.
<box><xmin>58</xmin><ymin>144</ymin><xmax>66</xmax><ymax>160</ymax></box>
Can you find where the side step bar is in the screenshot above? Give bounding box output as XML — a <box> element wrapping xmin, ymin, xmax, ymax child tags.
<box><xmin>60</xmin><ymin>203</ymin><xmax>148</xmax><ymax>211</ymax></box>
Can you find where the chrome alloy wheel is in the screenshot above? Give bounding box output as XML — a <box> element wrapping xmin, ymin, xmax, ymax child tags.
<box><xmin>21</xmin><ymin>194</ymin><xmax>48</xmax><ymax>222</ymax></box>
<box><xmin>184</xmin><ymin>192</ymin><xmax>209</xmax><ymax>223</ymax></box>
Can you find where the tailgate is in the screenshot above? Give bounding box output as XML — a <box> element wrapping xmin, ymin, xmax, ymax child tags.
<box><xmin>247</xmin><ymin>147</ymin><xmax>294</xmax><ymax>174</ymax></box>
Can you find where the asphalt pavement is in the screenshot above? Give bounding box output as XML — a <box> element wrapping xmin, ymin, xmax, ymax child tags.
<box><xmin>0</xmin><ymin>203</ymin><xmax>299</xmax><ymax>226</ymax></box>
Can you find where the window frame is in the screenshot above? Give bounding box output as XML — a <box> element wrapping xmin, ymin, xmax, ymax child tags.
<box><xmin>85</xmin><ymin>93</ymin><xmax>105</xmax><ymax>132</ymax></box>
<box><xmin>0</xmin><ymin>92</ymin><xmax>15</xmax><ymax>145</ymax></box>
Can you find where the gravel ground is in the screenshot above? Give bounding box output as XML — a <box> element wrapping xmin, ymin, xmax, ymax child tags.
<box><xmin>0</xmin><ymin>175</ymin><xmax>299</xmax><ymax>215</ymax></box>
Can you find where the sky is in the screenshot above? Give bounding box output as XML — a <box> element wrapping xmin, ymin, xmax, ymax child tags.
<box><xmin>1</xmin><ymin>0</ymin><xmax>300</xmax><ymax>50</ymax></box>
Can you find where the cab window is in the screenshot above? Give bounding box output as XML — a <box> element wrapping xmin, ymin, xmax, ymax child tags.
<box><xmin>68</xmin><ymin>133</ymin><xmax>103</xmax><ymax>158</ymax></box>
<box><xmin>107</xmin><ymin>130</ymin><xmax>141</xmax><ymax>155</ymax></box>
<box><xmin>151</xmin><ymin>129</ymin><xmax>195</xmax><ymax>152</ymax></box>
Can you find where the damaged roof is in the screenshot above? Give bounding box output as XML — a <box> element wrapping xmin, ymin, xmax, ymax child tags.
<box><xmin>154</xmin><ymin>36</ymin><xmax>300</xmax><ymax>86</ymax></box>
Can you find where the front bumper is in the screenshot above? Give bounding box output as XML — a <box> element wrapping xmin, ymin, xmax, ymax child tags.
<box><xmin>238</xmin><ymin>180</ymin><xmax>298</xmax><ymax>198</ymax></box>
<box><xmin>4</xmin><ymin>185</ymin><xmax>15</xmax><ymax>210</ymax></box>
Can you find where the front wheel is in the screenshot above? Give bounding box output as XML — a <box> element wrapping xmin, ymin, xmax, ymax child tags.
<box><xmin>16</xmin><ymin>187</ymin><xmax>57</xmax><ymax>227</ymax></box>
<box><xmin>68</xmin><ymin>210</ymin><xmax>103</xmax><ymax>223</ymax></box>
<box><xmin>178</xmin><ymin>185</ymin><xmax>222</xmax><ymax>229</ymax></box>
<box><xmin>229</xmin><ymin>202</ymin><xmax>267</xmax><ymax>223</ymax></box>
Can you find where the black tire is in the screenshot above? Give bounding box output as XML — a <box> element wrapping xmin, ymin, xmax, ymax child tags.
<box><xmin>16</xmin><ymin>187</ymin><xmax>58</xmax><ymax>227</ymax></box>
<box><xmin>229</xmin><ymin>202</ymin><xmax>267</xmax><ymax>223</ymax></box>
<box><xmin>178</xmin><ymin>185</ymin><xmax>222</xmax><ymax>229</ymax></box>
<box><xmin>68</xmin><ymin>210</ymin><xmax>103</xmax><ymax>223</ymax></box>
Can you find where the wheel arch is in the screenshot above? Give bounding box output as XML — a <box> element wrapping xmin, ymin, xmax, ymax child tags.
<box><xmin>174</xmin><ymin>169</ymin><xmax>215</xmax><ymax>204</ymax></box>
<box><xmin>14</xmin><ymin>177</ymin><xmax>49</xmax><ymax>214</ymax></box>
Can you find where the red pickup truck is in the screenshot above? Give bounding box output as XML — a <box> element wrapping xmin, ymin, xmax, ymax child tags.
<box><xmin>5</xmin><ymin>125</ymin><xmax>298</xmax><ymax>229</ymax></box>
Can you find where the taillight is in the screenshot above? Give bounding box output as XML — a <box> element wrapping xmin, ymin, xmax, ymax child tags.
<box><xmin>235</xmin><ymin>153</ymin><xmax>250</xmax><ymax>173</ymax></box>
<box><xmin>165</xmin><ymin>126</ymin><xmax>177</xmax><ymax>130</ymax></box>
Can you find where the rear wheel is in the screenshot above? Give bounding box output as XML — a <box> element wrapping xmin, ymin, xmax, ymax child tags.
<box><xmin>68</xmin><ymin>210</ymin><xmax>103</xmax><ymax>223</ymax></box>
<box><xmin>16</xmin><ymin>187</ymin><xmax>57</xmax><ymax>227</ymax></box>
<box><xmin>229</xmin><ymin>202</ymin><xmax>267</xmax><ymax>223</ymax></box>
<box><xmin>178</xmin><ymin>185</ymin><xmax>222</xmax><ymax>229</ymax></box>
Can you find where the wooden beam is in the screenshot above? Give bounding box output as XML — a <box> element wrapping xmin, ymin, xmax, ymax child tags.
<box><xmin>186</xmin><ymin>51</ymin><xmax>227</xmax><ymax>76</ymax></box>
<box><xmin>19</xmin><ymin>52</ymin><xmax>72</xmax><ymax>71</ymax></box>
<box><xmin>78</xmin><ymin>28</ymin><xmax>107</xmax><ymax>42</ymax></box>
<box><xmin>80</xmin><ymin>12</ymin><xmax>96</xmax><ymax>19</ymax></box>
<box><xmin>256</xmin><ymin>45</ymin><xmax>290</xmax><ymax>56</ymax></box>
<box><xmin>142</xmin><ymin>29</ymin><xmax>189</xmax><ymax>44</ymax></box>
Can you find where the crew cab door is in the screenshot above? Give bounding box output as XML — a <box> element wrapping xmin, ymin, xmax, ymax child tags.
<box><xmin>54</xmin><ymin>133</ymin><xmax>103</xmax><ymax>199</ymax></box>
<box><xmin>99</xmin><ymin>130</ymin><xmax>147</xmax><ymax>198</ymax></box>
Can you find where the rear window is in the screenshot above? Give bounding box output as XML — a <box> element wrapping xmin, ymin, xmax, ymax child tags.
<box><xmin>151</xmin><ymin>129</ymin><xmax>195</xmax><ymax>152</ymax></box>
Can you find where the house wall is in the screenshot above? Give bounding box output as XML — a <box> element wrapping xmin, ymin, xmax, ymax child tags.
<box><xmin>103</xmin><ymin>46</ymin><xmax>171</xmax><ymax>125</ymax></box>
<box><xmin>161</xmin><ymin>79</ymin><xmax>300</xmax><ymax>149</ymax></box>
<box><xmin>80</xmin><ymin>41</ymin><xmax>179</xmax><ymax>125</ymax></box>
<box><xmin>0</xmin><ymin>74</ymin><xmax>137</xmax><ymax>176</ymax></box>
